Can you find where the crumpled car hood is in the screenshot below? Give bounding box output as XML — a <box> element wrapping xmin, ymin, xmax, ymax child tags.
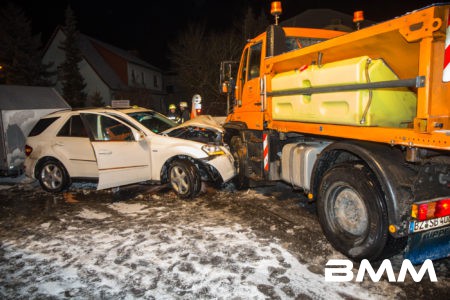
<box><xmin>166</xmin><ymin>115</ymin><xmax>224</xmax><ymax>133</ymax></box>
<box><xmin>162</xmin><ymin>115</ymin><xmax>225</xmax><ymax>144</ymax></box>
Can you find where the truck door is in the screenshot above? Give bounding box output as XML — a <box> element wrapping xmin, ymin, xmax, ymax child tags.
<box><xmin>81</xmin><ymin>113</ymin><xmax>151</xmax><ymax>190</ymax></box>
<box><xmin>235</xmin><ymin>41</ymin><xmax>264</xmax><ymax>127</ymax></box>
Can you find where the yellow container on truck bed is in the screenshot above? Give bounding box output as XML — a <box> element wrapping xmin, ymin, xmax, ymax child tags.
<box><xmin>271</xmin><ymin>56</ymin><xmax>417</xmax><ymax>127</ymax></box>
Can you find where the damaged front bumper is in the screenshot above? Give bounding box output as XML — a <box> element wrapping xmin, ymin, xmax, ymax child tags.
<box><xmin>201</xmin><ymin>150</ymin><xmax>236</xmax><ymax>184</ymax></box>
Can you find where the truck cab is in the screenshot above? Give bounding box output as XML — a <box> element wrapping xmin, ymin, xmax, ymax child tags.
<box><xmin>228</xmin><ymin>27</ymin><xmax>345</xmax><ymax>131</ymax></box>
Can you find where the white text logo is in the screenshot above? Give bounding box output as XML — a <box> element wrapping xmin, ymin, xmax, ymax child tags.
<box><xmin>324</xmin><ymin>259</ymin><xmax>437</xmax><ymax>282</ymax></box>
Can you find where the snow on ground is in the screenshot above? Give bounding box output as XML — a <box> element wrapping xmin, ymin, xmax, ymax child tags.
<box><xmin>3</xmin><ymin>177</ymin><xmax>434</xmax><ymax>298</ymax></box>
<box><xmin>0</xmin><ymin>191</ymin><xmax>397</xmax><ymax>300</ymax></box>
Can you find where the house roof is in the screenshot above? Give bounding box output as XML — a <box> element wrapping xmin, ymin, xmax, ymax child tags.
<box><xmin>0</xmin><ymin>85</ymin><xmax>70</xmax><ymax>110</ymax></box>
<box><xmin>46</xmin><ymin>26</ymin><xmax>162</xmax><ymax>91</ymax></box>
<box><xmin>86</xmin><ymin>36</ymin><xmax>161</xmax><ymax>72</ymax></box>
<box><xmin>77</xmin><ymin>33</ymin><xmax>127</xmax><ymax>90</ymax></box>
<box><xmin>280</xmin><ymin>9</ymin><xmax>374</xmax><ymax>32</ymax></box>
<box><xmin>78</xmin><ymin>32</ymin><xmax>162</xmax><ymax>90</ymax></box>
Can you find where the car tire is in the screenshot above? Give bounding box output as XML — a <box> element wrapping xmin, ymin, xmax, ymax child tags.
<box><xmin>168</xmin><ymin>159</ymin><xmax>201</xmax><ymax>198</ymax></box>
<box><xmin>37</xmin><ymin>159</ymin><xmax>70</xmax><ymax>193</ymax></box>
<box><xmin>317</xmin><ymin>163</ymin><xmax>392</xmax><ymax>261</ymax></box>
<box><xmin>230</xmin><ymin>136</ymin><xmax>249</xmax><ymax>190</ymax></box>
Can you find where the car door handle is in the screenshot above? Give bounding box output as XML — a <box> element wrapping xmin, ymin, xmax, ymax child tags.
<box><xmin>98</xmin><ymin>150</ymin><xmax>112</xmax><ymax>155</ymax></box>
<box><xmin>54</xmin><ymin>142</ymin><xmax>64</xmax><ymax>146</ymax></box>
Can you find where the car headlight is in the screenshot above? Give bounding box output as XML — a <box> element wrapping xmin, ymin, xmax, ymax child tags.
<box><xmin>202</xmin><ymin>144</ymin><xmax>225</xmax><ymax>156</ymax></box>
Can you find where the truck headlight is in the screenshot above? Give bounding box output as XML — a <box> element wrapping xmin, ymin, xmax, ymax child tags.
<box><xmin>202</xmin><ymin>144</ymin><xmax>225</xmax><ymax>156</ymax></box>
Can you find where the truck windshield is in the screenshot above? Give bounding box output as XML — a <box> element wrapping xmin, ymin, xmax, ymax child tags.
<box><xmin>285</xmin><ymin>37</ymin><xmax>326</xmax><ymax>51</ymax></box>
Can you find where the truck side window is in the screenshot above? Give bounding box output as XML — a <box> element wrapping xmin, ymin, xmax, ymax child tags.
<box><xmin>240</xmin><ymin>48</ymin><xmax>249</xmax><ymax>85</ymax></box>
<box><xmin>248</xmin><ymin>42</ymin><xmax>262</xmax><ymax>81</ymax></box>
<box><xmin>238</xmin><ymin>48</ymin><xmax>249</xmax><ymax>103</ymax></box>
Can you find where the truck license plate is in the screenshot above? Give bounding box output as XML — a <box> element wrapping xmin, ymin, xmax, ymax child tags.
<box><xmin>409</xmin><ymin>215</ymin><xmax>450</xmax><ymax>233</ymax></box>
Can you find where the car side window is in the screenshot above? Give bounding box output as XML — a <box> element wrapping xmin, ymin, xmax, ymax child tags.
<box><xmin>28</xmin><ymin>117</ymin><xmax>59</xmax><ymax>137</ymax></box>
<box><xmin>57</xmin><ymin>115</ymin><xmax>88</xmax><ymax>137</ymax></box>
<box><xmin>83</xmin><ymin>114</ymin><xmax>133</xmax><ymax>141</ymax></box>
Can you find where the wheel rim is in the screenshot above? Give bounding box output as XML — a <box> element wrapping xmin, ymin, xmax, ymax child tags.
<box><xmin>333</xmin><ymin>187</ymin><xmax>368</xmax><ymax>236</ymax></box>
<box><xmin>41</xmin><ymin>163</ymin><xmax>63</xmax><ymax>190</ymax></box>
<box><xmin>170</xmin><ymin>166</ymin><xmax>189</xmax><ymax>195</ymax></box>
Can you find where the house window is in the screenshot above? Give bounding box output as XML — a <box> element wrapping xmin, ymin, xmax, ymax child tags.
<box><xmin>153</xmin><ymin>75</ymin><xmax>158</xmax><ymax>88</ymax></box>
<box><xmin>131</xmin><ymin>70</ymin><xmax>136</xmax><ymax>83</ymax></box>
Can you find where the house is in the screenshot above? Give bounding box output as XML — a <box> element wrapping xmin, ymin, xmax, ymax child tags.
<box><xmin>280</xmin><ymin>9</ymin><xmax>374</xmax><ymax>32</ymax></box>
<box><xmin>42</xmin><ymin>26</ymin><xmax>167</xmax><ymax>111</ymax></box>
<box><xmin>0</xmin><ymin>85</ymin><xmax>70</xmax><ymax>176</ymax></box>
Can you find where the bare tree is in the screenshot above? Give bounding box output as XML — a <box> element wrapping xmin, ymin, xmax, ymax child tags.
<box><xmin>168</xmin><ymin>7</ymin><xmax>268</xmax><ymax>116</ymax></box>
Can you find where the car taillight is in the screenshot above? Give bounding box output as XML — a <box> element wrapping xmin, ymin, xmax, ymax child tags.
<box><xmin>412</xmin><ymin>198</ymin><xmax>450</xmax><ymax>221</ymax></box>
<box><xmin>25</xmin><ymin>145</ymin><xmax>33</xmax><ymax>157</ymax></box>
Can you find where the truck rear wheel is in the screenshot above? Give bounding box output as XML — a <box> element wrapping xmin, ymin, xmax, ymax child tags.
<box><xmin>317</xmin><ymin>163</ymin><xmax>391</xmax><ymax>261</ymax></box>
<box><xmin>230</xmin><ymin>136</ymin><xmax>249</xmax><ymax>190</ymax></box>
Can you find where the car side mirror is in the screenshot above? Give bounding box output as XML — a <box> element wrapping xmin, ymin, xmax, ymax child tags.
<box><xmin>133</xmin><ymin>130</ymin><xmax>145</xmax><ymax>141</ymax></box>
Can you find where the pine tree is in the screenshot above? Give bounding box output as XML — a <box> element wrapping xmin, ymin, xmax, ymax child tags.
<box><xmin>89</xmin><ymin>91</ymin><xmax>105</xmax><ymax>107</ymax></box>
<box><xmin>0</xmin><ymin>3</ymin><xmax>54</xmax><ymax>85</ymax></box>
<box><xmin>58</xmin><ymin>6</ymin><xmax>87</xmax><ymax>107</ymax></box>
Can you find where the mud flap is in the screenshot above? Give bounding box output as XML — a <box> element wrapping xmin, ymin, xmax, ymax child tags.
<box><xmin>404</xmin><ymin>226</ymin><xmax>450</xmax><ymax>264</ymax></box>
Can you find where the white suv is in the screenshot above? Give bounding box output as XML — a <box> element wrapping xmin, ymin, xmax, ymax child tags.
<box><xmin>24</xmin><ymin>107</ymin><xmax>236</xmax><ymax>198</ymax></box>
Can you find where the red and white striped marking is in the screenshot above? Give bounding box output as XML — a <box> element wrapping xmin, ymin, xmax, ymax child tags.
<box><xmin>443</xmin><ymin>10</ymin><xmax>450</xmax><ymax>82</ymax></box>
<box><xmin>263</xmin><ymin>133</ymin><xmax>269</xmax><ymax>171</ymax></box>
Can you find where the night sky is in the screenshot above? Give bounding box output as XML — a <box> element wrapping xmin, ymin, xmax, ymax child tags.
<box><xmin>10</xmin><ymin>0</ymin><xmax>438</xmax><ymax>69</ymax></box>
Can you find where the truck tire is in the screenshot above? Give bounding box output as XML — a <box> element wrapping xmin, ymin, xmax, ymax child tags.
<box><xmin>230</xmin><ymin>136</ymin><xmax>249</xmax><ymax>190</ymax></box>
<box><xmin>37</xmin><ymin>158</ymin><xmax>70</xmax><ymax>193</ymax></box>
<box><xmin>317</xmin><ymin>163</ymin><xmax>392</xmax><ymax>261</ymax></box>
<box><xmin>169</xmin><ymin>159</ymin><xmax>201</xmax><ymax>198</ymax></box>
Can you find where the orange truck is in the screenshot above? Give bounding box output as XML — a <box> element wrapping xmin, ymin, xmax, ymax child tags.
<box><xmin>221</xmin><ymin>2</ymin><xmax>450</xmax><ymax>263</ymax></box>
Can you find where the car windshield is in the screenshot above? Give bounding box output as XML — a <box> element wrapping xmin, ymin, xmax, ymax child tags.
<box><xmin>127</xmin><ymin>111</ymin><xmax>177</xmax><ymax>133</ymax></box>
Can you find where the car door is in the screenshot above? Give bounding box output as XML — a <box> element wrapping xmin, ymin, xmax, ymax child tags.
<box><xmin>81</xmin><ymin>112</ymin><xmax>151</xmax><ymax>190</ymax></box>
<box><xmin>53</xmin><ymin>114</ymin><xmax>97</xmax><ymax>178</ymax></box>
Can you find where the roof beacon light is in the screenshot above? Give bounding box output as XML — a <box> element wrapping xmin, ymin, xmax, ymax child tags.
<box><xmin>271</xmin><ymin>1</ymin><xmax>282</xmax><ymax>25</ymax></box>
<box><xmin>353</xmin><ymin>11</ymin><xmax>364</xmax><ymax>30</ymax></box>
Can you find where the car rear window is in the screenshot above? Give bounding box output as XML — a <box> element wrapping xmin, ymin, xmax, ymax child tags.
<box><xmin>28</xmin><ymin>117</ymin><xmax>59</xmax><ymax>137</ymax></box>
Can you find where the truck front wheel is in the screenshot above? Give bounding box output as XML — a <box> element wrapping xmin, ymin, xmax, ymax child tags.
<box><xmin>230</xmin><ymin>136</ymin><xmax>249</xmax><ymax>190</ymax></box>
<box><xmin>317</xmin><ymin>163</ymin><xmax>390</xmax><ymax>261</ymax></box>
